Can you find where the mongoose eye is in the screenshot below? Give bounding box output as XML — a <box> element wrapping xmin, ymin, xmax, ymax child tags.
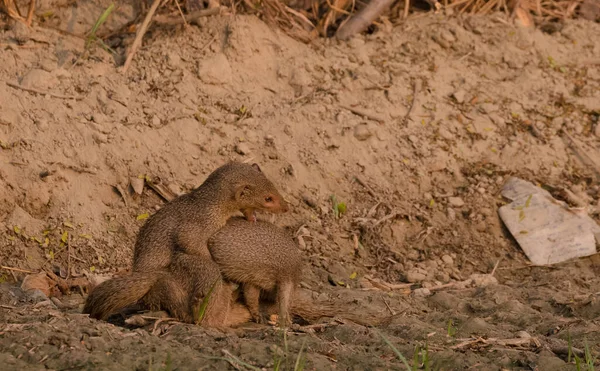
<box><xmin>265</xmin><ymin>196</ymin><xmax>273</xmax><ymax>203</ymax></box>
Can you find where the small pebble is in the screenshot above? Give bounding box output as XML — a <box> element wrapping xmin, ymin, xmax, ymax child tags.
<box><xmin>441</xmin><ymin>254</ymin><xmax>454</xmax><ymax>266</ymax></box>
<box><xmin>412</xmin><ymin>288</ymin><xmax>432</xmax><ymax>297</ymax></box>
<box><xmin>405</xmin><ymin>269</ymin><xmax>427</xmax><ymax>283</ymax></box>
<box><xmin>448</xmin><ymin>196</ymin><xmax>465</xmax><ymax>207</ymax></box>
<box><xmin>353</xmin><ymin>123</ymin><xmax>372</xmax><ymax>141</ymax></box>
<box><xmin>447</xmin><ymin>207</ymin><xmax>456</xmax><ymax>220</ymax></box>
<box><xmin>452</xmin><ymin>89</ymin><xmax>466</xmax><ymax>104</ymax></box>
<box><xmin>235</xmin><ymin>142</ymin><xmax>251</xmax><ymax>155</ymax></box>
<box><xmin>27</xmin><ymin>289</ymin><xmax>48</xmax><ymax>302</ymax></box>
<box><xmin>92</xmin><ymin>132</ymin><xmax>108</xmax><ymax>144</ymax></box>
<box><xmin>35</xmin><ymin>119</ymin><xmax>49</xmax><ymax>131</ymax></box>
<box><xmin>301</xmin><ymin>193</ymin><xmax>317</xmax><ymax>208</ymax></box>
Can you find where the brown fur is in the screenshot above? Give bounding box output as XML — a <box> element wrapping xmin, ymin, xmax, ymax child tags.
<box><xmin>208</xmin><ymin>217</ymin><xmax>302</xmax><ymax>327</ymax></box>
<box><xmin>83</xmin><ymin>162</ymin><xmax>288</xmax><ymax>325</ymax></box>
<box><xmin>208</xmin><ymin>217</ymin><xmax>382</xmax><ymax>328</ymax></box>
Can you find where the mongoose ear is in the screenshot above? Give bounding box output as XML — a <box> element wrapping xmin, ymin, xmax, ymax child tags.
<box><xmin>235</xmin><ymin>184</ymin><xmax>252</xmax><ymax>200</ymax></box>
<box><xmin>251</xmin><ymin>163</ymin><xmax>262</xmax><ymax>173</ymax></box>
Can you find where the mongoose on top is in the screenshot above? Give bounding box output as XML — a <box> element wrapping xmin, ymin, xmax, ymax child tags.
<box><xmin>83</xmin><ymin>162</ymin><xmax>289</xmax><ymax>326</ymax></box>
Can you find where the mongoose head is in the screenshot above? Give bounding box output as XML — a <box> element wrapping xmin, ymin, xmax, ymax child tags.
<box><xmin>233</xmin><ymin>163</ymin><xmax>289</xmax><ymax>221</ymax></box>
<box><xmin>206</xmin><ymin>162</ymin><xmax>289</xmax><ymax>221</ymax></box>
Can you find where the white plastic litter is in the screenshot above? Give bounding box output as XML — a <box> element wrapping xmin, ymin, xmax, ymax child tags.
<box><xmin>498</xmin><ymin>177</ymin><xmax>600</xmax><ymax>265</ymax></box>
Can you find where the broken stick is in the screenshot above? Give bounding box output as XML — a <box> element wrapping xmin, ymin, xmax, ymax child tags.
<box><xmin>335</xmin><ymin>0</ymin><xmax>396</xmax><ymax>41</ymax></box>
<box><xmin>122</xmin><ymin>0</ymin><xmax>162</xmax><ymax>74</ymax></box>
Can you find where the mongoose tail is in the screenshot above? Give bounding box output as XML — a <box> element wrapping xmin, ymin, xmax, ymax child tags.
<box><xmin>83</xmin><ymin>272</ymin><xmax>162</xmax><ymax>320</ymax></box>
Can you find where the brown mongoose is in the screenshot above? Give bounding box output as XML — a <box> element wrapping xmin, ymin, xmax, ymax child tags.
<box><xmin>207</xmin><ymin>217</ymin><xmax>384</xmax><ymax>328</ymax></box>
<box><xmin>83</xmin><ymin>162</ymin><xmax>289</xmax><ymax>325</ymax></box>
<box><xmin>207</xmin><ymin>216</ymin><xmax>302</xmax><ymax>327</ymax></box>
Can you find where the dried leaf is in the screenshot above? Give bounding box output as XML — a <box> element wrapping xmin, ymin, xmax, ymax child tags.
<box><xmin>349</xmin><ymin>272</ymin><xmax>357</xmax><ymax>279</ymax></box>
<box><xmin>61</xmin><ymin>231</ymin><xmax>68</xmax><ymax>243</ymax></box>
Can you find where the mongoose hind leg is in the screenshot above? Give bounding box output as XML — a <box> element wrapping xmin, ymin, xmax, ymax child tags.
<box><xmin>171</xmin><ymin>252</ymin><xmax>232</xmax><ymax>327</ymax></box>
<box><xmin>143</xmin><ymin>275</ymin><xmax>194</xmax><ymax>323</ymax></box>
<box><xmin>277</xmin><ymin>281</ymin><xmax>294</xmax><ymax>328</ymax></box>
<box><xmin>191</xmin><ymin>280</ymin><xmax>233</xmax><ymax>327</ymax></box>
<box><xmin>242</xmin><ymin>284</ymin><xmax>269</xmax><ymax>324</ymax></box>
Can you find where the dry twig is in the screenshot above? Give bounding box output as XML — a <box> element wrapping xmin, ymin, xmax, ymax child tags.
<box><xmin>122</xmin><ymin>0</ymin><xmax>162</xmax><ymax>74</ymax></box>
<box><xmin>339</xmin><ymin>104</ymin><xmax>386</xmax><ymax>123</ymax></box>
<box><xmin>336</xmin><ymin>0</ymin><xmax>395</xmax><ymax>40</ymax></box>
<box><xmin>1</xmin><ymin>266</ymin><xmax>35</xmax><ymax>274</ymax></box>
<box><xmin>153</xmin><ymin>7</ymin><xmax>221</xmax><ymax>25</ymax></box>
<box><xmin>5</xmin><ymin>81</ymin><xmax>84</xmax><ymax>100</ymax></box>
<box><xmin>403</xmin><ymin>78</ymin><xmax>422</xmax><ymax>124</ymax></box>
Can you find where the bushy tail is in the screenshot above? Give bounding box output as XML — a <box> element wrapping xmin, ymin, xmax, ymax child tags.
<box><xmin>83</xmin><ymin>272</ymin><xmax>161</xmax><ymax>320</ymax></box>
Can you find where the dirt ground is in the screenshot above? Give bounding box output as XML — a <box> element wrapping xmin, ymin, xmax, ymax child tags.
<box><xmin>1</xmin><ymin>1</ymin><xmax>600</xmax><ymax>369</ymax></box>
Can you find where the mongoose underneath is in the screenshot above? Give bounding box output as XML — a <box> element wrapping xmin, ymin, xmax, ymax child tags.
<box><xmin>207</xmin><ymin>217</ymin><xmax>383</xmax><ymax>328</ymax></box>
<box><xmin>208</xmin><ymin>217</ymin><xmax>302</xmax><ymax>327</ymax></box>
<box><xmin>83</xmin><ymin>162</ymin><xmax>289</xmax><ymax>325</ymax></box>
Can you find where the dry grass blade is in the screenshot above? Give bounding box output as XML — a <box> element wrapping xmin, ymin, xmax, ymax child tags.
<box><xmin>220</xmin><ymin>350</ymin><xmax>263</xmax><ymax>371</ymax></box>
<box><xmin>5</xmin><ymin>81</ymin><xmax>84</xmax><ymax>100</ymax></box>
<box><xmin>153</xmin><ymin>7</ymin><xmax>221</xmax><ymax>25</ymax></box>
<box><xmin>2</xmin><ymin>0</ymin><xmax>27</xmax><ymax>23</ymax></box>
<box><xmin>122</xmin><ymin>0</ymin><xmax>161</xmax><ymax>74</ymax></box>
<box><xmin>25</xmin><ymin>0</ymin><xmax>34</xmax><ymax>25</ymax></box>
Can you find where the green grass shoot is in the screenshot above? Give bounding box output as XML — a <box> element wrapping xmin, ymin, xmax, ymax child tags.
<box><xmin>85</xmin><ymin>3</ymin><xmax>116</xmax><ymax>53</ymax></box>
<box><xmin>195</xmin><ymin>279</ymin><xmax>219</xmax><ymax>324</ymax></box>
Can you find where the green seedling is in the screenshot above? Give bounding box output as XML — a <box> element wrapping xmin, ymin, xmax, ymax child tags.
<box><xmin>195</xmin><ymin>279</ymin><xmax>219</xmax><ymax>324</ymax></box>
<box><xmin>331</xmin><ymin>195</ymin><xmax>347</xmax><ymax>219</ymax></box>
<box><xmin>84</xmin><ymin>3</ymin><xmax>116</xmax><ymax>53</ymax></box>
<box><xmin>568</xmin><ymin>332</ymin><xmax>597</xmax><ymax>371</ymax></box>
<box><xmin>293</xmin><ymin>339</ymin><xmax>307</xmax><ymax>371</ymax></box>
<box><xmin>376</xmin><ymin>330</ymin><xmax>412</xmax><ymax>370</ymax></box>
<box><xmin>447</xmin><ymin>319</ymin><xmax>457</xmax><ymax>337</ymax></box>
